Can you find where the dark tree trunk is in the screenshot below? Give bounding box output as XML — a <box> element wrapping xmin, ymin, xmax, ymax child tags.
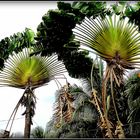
<box><xmin>24</xmin><ymin>106</ymin><xmax>32</xmax><ymax>138</ymax></box>
<box><xmin>23</xmin><ymin>85</ymin><xmax>35</xmax><ymax>138</ymax></box>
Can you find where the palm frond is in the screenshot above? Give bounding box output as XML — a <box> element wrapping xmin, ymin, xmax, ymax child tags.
<box><xmin>53</xmin><ymin>90</ymin><xmax>64</xmax><ymax>128</ymax></box>
<box><xmin>73</xmin><ymin>14</ymin><xmax>140</xmax><ymax>69</ymax></box>
<box><xmin>0</xmin><ymin>48</ymin><xmax>67</xmax><ymax>89</ymax></box>
<box><xmin>72</xmin><ymin>101</ymin><xmax>98</xmax><ymax>123</ymax></box>
<box><xmin>53</xmin><ymin>84</ymin><xmax>75</xmax><ymax>128</ymax></box>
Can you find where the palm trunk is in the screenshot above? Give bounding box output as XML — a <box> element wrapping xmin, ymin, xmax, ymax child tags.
<box><xmin>24</xmin><ymin>106</ymin><xmax>32</xmax><ymax>138</ymax></box>
<box><xmin>23</xmin><ymin>85</ymin><xmax>35</xmax><ymax>138</ymax></box>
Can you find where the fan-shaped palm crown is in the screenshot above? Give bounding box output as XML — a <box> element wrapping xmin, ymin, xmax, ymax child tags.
<box><xmin>73</xmin><ymin>14</ymin><xmax>140</xmax><ymax>69</ymax></box>
<box><xmin>0</xmin><ymin>48</ymin><xmax>66</xmax><ymax>89</ymax></box>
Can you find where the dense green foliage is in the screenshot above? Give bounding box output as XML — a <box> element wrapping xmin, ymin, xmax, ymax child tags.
<box><xmin>34</xmin><ymin>2</ymin><xmax>107</xmax><ymax>78</ymax></box>
<box><xmin>124</xmin><ymin>71</ymin><xmax>140</xmax><ymax>137</ymax></box>
<box><xmin>31</xmin><ymin>126</ymin><xmax>46</xmax><ymax>138</ymax></box>
<box><xmin>0</xmin><ymin>28</ymin><xmax>35</xmax><ymax>70</ymax></box>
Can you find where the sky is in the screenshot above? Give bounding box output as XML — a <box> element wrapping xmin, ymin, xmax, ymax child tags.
<box><xmin>0</xmin><ymin>1</ymin><xmax>81</xmax><ymax>135</ymax></box>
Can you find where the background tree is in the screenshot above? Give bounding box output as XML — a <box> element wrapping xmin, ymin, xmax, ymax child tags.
<box><xmin>110</xmin><ymin>1</ymin><xmax>140</xmax><ymax>31</ymax></box>
<box><xmin>124</xmin><ymin>70</ymin><xmax>140</xmax><ymax>137</ymax></box>
<box><xmin>44</xmin><ymin>83</ymin><xmax>102</xmax><ymax>138</ymax></box>
<box><xmin>0</xmin><ymin>28</ymin><xmax>35</xmax><ymax>70</ymax></box>
<box><xmin>31</xmin><ymin>126</ymin><xmax>46</xmax><ymax>138</ymax></box>
<box><xmin>34</xmin><ymin>1</ymin><xmax>108</xmax><ymax>78</ymax></box>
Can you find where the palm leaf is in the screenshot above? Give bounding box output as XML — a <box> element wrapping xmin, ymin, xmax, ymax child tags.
<box><xmin>0</xmin><ymin>48</ymin><xmax>67</xmax><ymax>89</ymax></box>
<box><xmin>53</xmin><ymin>90</ymin><xmax>64</xmax><ymax>128</ymax></box>
<box><xmin>72</xmin><ymin>101</ymin><xmax>98</xmax><ymax>123</ymax></box>
<box><xmin>53</xmin><ymin>84</ymin><xmax>75</xmax><ymax>128</ymax></box>
<box><xmin>73</xmin><ymin>14</ymin><xmax>140</xmax><ymax>69</ymax></box>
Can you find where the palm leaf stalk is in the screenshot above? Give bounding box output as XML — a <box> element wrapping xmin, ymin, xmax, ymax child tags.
<box><xmin>5</xmin><ymin>96</ymin><xmax>22</xmax><ymax>137</ymax></box>
<box><xmin>73</xmin><ymin>14</ymin><xmax>140</xmax><ymax>138</ymax></box>
<box><xmin>53</xmin><ymin>83</ymin><xmax>75</xmax><ymax>128</ymax></box>
<box><xmin>0</xmin><ymin>98</ymin><xmax>21</xmax><ymax>138</ymax></box>
<box><xmin>0</xmin><ymin>48</ymin><xmax>67</xmax><ymax>138</ymax></box>
<box><xmin>90</xmin><ymin>59</ymin><xmax>113</xmax><ymax>138</ymax></box>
